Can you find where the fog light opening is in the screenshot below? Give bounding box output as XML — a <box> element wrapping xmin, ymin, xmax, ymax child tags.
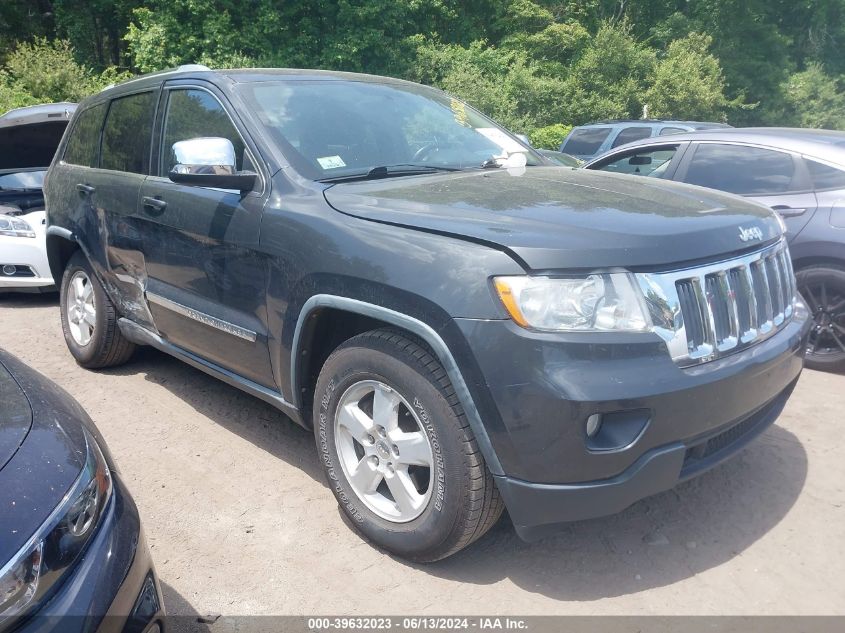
<box><xmin>586</xmin><ymin>413</ymin><xmax>603</xmax><ymax>438</ymax></box>
<box><xmin>2</xmin><ymin>265</ymin><xmax>16</xmax><ymax>276</ymax></box>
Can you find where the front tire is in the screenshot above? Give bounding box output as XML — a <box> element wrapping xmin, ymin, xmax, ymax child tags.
<box><xmin>60</xmin><ymin>251</ymin><xmax>135</xmax><ymax>368</ymax></box>
<box><xmin>796</xmin><ymin>264</ymin><xmax>845</xmax><ymax>373</ymax></box>
<box><xmin>314</xmin><ymin>329</ymin><xmax>503</xmax><ymax>562</ymax></box>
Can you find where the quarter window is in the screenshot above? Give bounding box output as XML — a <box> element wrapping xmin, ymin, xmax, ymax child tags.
<box><xmin>806</xmin><ymin>159</ymin><xmax>845</xmax><ymax>191</ymax></box>
<box><xmin>100</xmin><ymin>92</ymin><xmax>155</xmax><ymax>174</ymax></box>
<box><xmin>684</xmin><ymin>144</ymin><xmax>796</xmax><ymax>195</ymax></box>
<box><xmin>63</xmin><ymin>104</ymin><xmax>106</xmax><ymax>167</ymax></box>
<box><xmin>561</xmin><ymin>127</ymin><xmax>612</xmax><ymax>155</ymax></box>
<box><xmin>611</xmin><ymin>126</ymin><xmax>652</xmax><ymax>148</ymax></box>
<box><xmin>659</xmin><ymin>127</ymin><xmax>686</xmax><ymax>136</ymax></box>
<box><xmin>161</xmin><ymin>89</ymin><xmax>245</xmax><ymax>177</ymax></box>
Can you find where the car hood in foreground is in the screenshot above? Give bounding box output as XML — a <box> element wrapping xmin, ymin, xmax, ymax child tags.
<box><xmin>323</xmin><ymin>167</ymin><xmax>782</xmax><ymax>271</ymax></box>
<box><xmin>0</xmin><ymin>351</ymin><xmax>87</xmax><ymax>566</ymax></box>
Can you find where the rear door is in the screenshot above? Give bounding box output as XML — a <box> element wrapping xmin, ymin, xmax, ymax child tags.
<box><xmin>676</xmin><ymin>142</ymin><xmax>818</xmax><ymax>241</ymax></box>
<box><xmin>94</xmin><ymin>90</ymin><xmax>159</xmax><ymax>321</ymax></box>
<box><xmin>138</xmin><ymin>81</ymin><xmax>274</xmax><ymax>387</ymax></box>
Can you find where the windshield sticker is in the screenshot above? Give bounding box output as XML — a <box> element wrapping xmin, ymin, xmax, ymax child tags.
<box><xmin>476</xmin><ymin>128</ymin><xmax>527</xmax><ymax>155</ymax></box>
<box><xmin>317</xmin><ymin>155</ymin><xmax>346</xmax><ymax>169</ymax></box>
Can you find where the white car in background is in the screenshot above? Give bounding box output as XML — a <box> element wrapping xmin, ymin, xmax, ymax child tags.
<box><xmin>0</xmin><ymin>102</ymin><xmax>75</xmax><ymax>292</ymax></box>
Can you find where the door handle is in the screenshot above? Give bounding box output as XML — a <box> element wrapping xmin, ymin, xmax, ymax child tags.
<box><xmin>771</xmin><ymin>205</ymin><xmax>807</xmax><ymax>217</ymax></box>
<box><xmin>76</xmin><ymin>183</ymin><xmax>95</xmax><ymax>195</ymax></box>
<box><xmin>142</xmin><ymin>196</ymin><xmax>167</xmax><ymax>213</ymax></box>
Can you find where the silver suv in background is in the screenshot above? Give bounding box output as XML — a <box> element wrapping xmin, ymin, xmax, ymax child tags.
<box><xmin>560</xmin><ymin>119</ymin><xmax>731</xmax><ymax>161</ymax></box>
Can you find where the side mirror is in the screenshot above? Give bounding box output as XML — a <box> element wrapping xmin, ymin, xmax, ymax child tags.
<box><xmin>628</xmin><ymin>155</ymin><xmax>653</xmax><ymax>166</ymax></box>
<box><xmin>167</xmin><ymin>137</ymin><xmax>256</xmax><ymax>193</ymax></box>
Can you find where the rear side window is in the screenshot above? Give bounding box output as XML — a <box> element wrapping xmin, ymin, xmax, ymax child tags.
<box><xmin>101</xmin><ymin>92</ymin><xmax>155</xmax><ymax>174</ymax></box>
<box><xmin>161</xmin><ymin>89</ymin><xmax>245</xmax><ymax>176</ymax></box>
<box><xmin>684</xmin><ymin>144</ymin><xmax>796</xmax><ymax>195</ymax></box>
<box><xmin>806</xmin><ymin>159</ymin><xmax>845</xmax><ymax>191</ymax></box>
<box><xmin>63</xmin><ymin>104</ymin><xmax>106</xmax><ymax>167</ymax></box>
<box><xmin>561</xmin><ymin>127</ymin><xmax>612</xmax><ymax>155</ymax></box>
<box><xmin>611</xmin><ymin>126</ymin><xmax>652</xmax><ymax>148</ymax></box>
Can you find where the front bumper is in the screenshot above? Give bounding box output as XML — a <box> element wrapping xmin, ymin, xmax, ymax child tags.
<box><xmin>12</xmin><ymin>474</ymin><xmax>165</xmax><ymax>633</ymax></box>
<box><xmin>0</xmin><ymin>232</ymin><xmax>54</xmax><ymax>292</ymax></box>
<box><xmin>454</xmin><ymin>300</ymin><xmax>811</xmax><ymax>541</ymax></box>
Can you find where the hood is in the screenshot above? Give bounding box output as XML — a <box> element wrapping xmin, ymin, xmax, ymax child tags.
<box><xmin>323</xmin><ymin>167</ymin><xmax>782</xmax><ymax>271</ymax></box>
<box><xmin>0</xmin><ymin>357</ymin><xmax>32</xmax><ymax>471</ymax></box>
<box><xmin>0</xmin><ymin>351</ymin><xmax>86</xmax><ymax>567</ymax></box>
<box><xmin>0</xmin><ymin>103</ymin><xmax>75</xmax><ymax>170</ymax></box>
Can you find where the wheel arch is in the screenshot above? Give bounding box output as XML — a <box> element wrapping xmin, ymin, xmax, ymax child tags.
<box><xmin>45</xmin><ymin>226</ymin><xmax>81</xmax><ymax>284</ymax></box>
<box><xmin>291</xmin><ymin>295</ymin><xmax>504</xmax><ymax>476</ymax></box>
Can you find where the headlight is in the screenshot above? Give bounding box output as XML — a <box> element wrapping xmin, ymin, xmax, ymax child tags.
<box><xmin>0</xmin><ymin>430</ymin><xmax>112</xmax><ymax>624</ymax></box>
<box><xmin>0</xmin><ymin>215</ymin><xmax>35</xmax><ymax>238</ymax></box>
<box><xmin>493</xmin><ymin>273</ymin><xmax>651</xmax><ymax>332</ymax></box>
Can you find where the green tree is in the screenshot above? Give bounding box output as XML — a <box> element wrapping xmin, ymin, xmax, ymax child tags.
<box><xmin>780</xmin><ymin>63</ymin><xmax>845</xmax><ymax>130</ymax></box>
<box><xmin>0</xmin><ymin>39</ymin><xmax>129</xmax><ymax>114</ymax></box>
<box><xmin>645</xmin><ymin>33</ymin><xmax>739</xmax><ymax>121</ymax></box>
<box><xmin>560</xmin><ymin>22</ymin><xmax>656</xmax><ymax>124</ymax></box>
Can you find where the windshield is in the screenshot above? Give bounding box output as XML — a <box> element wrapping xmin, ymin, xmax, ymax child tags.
<box><xmin>237</xmin><ymin>80</ymin><xmax>540</xmax><ymax>180</ymax></box>
<box><xmin>0</xmin><ymin>170</ymin><xmax>45</xmax><ymax>190</ymax></box>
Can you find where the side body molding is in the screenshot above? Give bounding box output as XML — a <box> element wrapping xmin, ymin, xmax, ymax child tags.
<box><xmin>291</xmin><ymin>295</ymin><xmax>504</xmax><ymax>476</ymax></box>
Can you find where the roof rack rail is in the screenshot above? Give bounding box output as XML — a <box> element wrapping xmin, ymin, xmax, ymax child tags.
<box><xmin>100</xmin><ymin>63</ymin><xmax>212</xmax><ymax>92</ymax></box>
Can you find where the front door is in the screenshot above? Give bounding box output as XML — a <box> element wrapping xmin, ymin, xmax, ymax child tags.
<box><xmin>138</xmin><ymin>83</ymin><xmax>274</xmax><ymax>387</ymax></box>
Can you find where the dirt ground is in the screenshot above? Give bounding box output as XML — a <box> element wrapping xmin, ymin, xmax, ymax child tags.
<box><xmin>2</xmin><ymin>293</ymin><xmax>844</xmax><ymax>619</ymax></box>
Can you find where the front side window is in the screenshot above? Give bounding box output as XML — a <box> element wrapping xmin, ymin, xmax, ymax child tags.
<box><xmin>100</xmin><ymin>92</ymin><xmax>155</xmax><ymax>174</ymax></box>
<box><xmin>237</xmin><ymin>80</ymin><xmax>538</xmax><ymax>180</ymax></box>
<box><xmin>161</xmin><ymin>89</ymin><xmax>246</xmax><ymax>177</ymax></box>
<box><xmin>684</xmin><ymin>144</ymin><xmax>796</xmax><ymax>195</ymax></box>
<box><xmin>611</xmin><ymin>126</ymin><xmax>652</xmax><ymax>148</ymax></box>
<box><xmin>561</xmin><ymin>127</ymin><xmax>612</xmax><ymax>156</ymax></box>
<box><xmin>592</xmin><ymin>146</ymin><xmax>679</xmax><ymax>178</ymax></box>
<box><xmin>63</xmin><ymin>103</ymin><xmax>106</xmax><ymax>167</ymax></box>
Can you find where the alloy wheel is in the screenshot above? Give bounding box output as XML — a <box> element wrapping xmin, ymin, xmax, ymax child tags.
<box><xmin>800</xmin><ymin>279</ymin><xmax>845</xmax><ymax>359</ymax></box>
<box><xmin>66</xmin><ymin>270</ymin><xmax>96</xmax><ymax>347</ymax></box>
<box><xmin>334</xmin><ymin>380</ymin><xmax>434</xmax><ymax>523</ymax></box>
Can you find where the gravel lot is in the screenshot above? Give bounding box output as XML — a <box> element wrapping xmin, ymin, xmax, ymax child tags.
<box><xmin>2</xmin><ymin>293</ymin><xmax>844</xmax><ymax>621</ymax></box>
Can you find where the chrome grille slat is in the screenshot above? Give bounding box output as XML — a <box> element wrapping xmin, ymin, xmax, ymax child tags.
<box><xmin>637</xmin><ymin>240</ymin><xmax>795</xmax><ymax>367</ymax></box>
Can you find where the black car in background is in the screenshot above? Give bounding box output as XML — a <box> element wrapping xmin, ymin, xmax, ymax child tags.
<box><xmin>0</xmin><ymin>350</ymin><xmax>164</xmax><ymax>632</ymax></box>
<box><xmin>585</xmin><ymin>128</ymin><xmax>845</xmax><ymax>372</ymax></box>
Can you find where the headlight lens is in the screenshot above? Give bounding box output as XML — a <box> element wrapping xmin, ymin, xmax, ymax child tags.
<box><xmin>494</xmin><ymin>273</ymin><xmax>651</xmax><ymax>332</ymax></box>
<box><xmin>0</xmin><ymin>215</ymin><xmax>35</xmax><ymax>238</ymax></box>
<box><xmin>0</xmin><ymin>430</ymin><xmax>112</xmax><ymax>623</ymax></box>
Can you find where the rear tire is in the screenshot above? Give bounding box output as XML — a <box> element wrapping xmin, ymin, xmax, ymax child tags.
<box><xmin>796</xmin><ymin>264</ymin><xmax>845</xmax><ymax>373</ymax></box>
<box><xmin>60</xmin><ymin>250</ymin><xmax>135</xmax><ymax>368</ymax></box>
<box><xmin>314</xmin><ymin>328</ymin><xmax>504</xmax><ymax>562</ymax></box>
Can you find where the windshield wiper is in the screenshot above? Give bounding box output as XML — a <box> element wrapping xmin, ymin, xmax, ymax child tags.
<box><xmin>317</xmin><ymin>164</ymin><xmax>462</xmax><ymax>184</ymax></box>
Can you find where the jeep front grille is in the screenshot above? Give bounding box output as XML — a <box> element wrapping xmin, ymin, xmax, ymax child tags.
<box><xmin>636</xmin><ymin>240</ymin><xmax>796</xmax><ymax>367</ymax></box>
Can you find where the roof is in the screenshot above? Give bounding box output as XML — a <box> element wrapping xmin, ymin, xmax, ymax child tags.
<box><xmin>596</xmin><ymin>127</ymin><xmax>845</xmax><ymax>164</ymax></box>
<box><xmin>580</xmin><ymin>119</ymin><xmax>731</xmax><ymax>129</ymax></box>
<box><xmin>0</xmin><ymin>102</ymin><xmax>77</xmax><ymax>128</ymax></box>
<box><xmin>96</xmin><ymin>65</ymin><xmax>421</xmax><ymax>99</ymax></box>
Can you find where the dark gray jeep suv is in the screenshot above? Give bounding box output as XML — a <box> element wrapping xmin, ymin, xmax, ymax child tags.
<box><xmin>45</xmin><ymin>66</ymin><xmax>810</xmax><ymax>561</ymax></box>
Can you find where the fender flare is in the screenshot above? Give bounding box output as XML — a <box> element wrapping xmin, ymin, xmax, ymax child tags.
<box><xmin>291</xmin><ymin>294</ymin><xmax>504</xmax><ymax>476</ymax></box>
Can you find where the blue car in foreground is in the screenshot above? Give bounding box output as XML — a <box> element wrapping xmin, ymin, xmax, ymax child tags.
<box><xmin>0</xmin><ymin>350</ymin><xmax>164</xmax><ymax>632</ymax></box>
